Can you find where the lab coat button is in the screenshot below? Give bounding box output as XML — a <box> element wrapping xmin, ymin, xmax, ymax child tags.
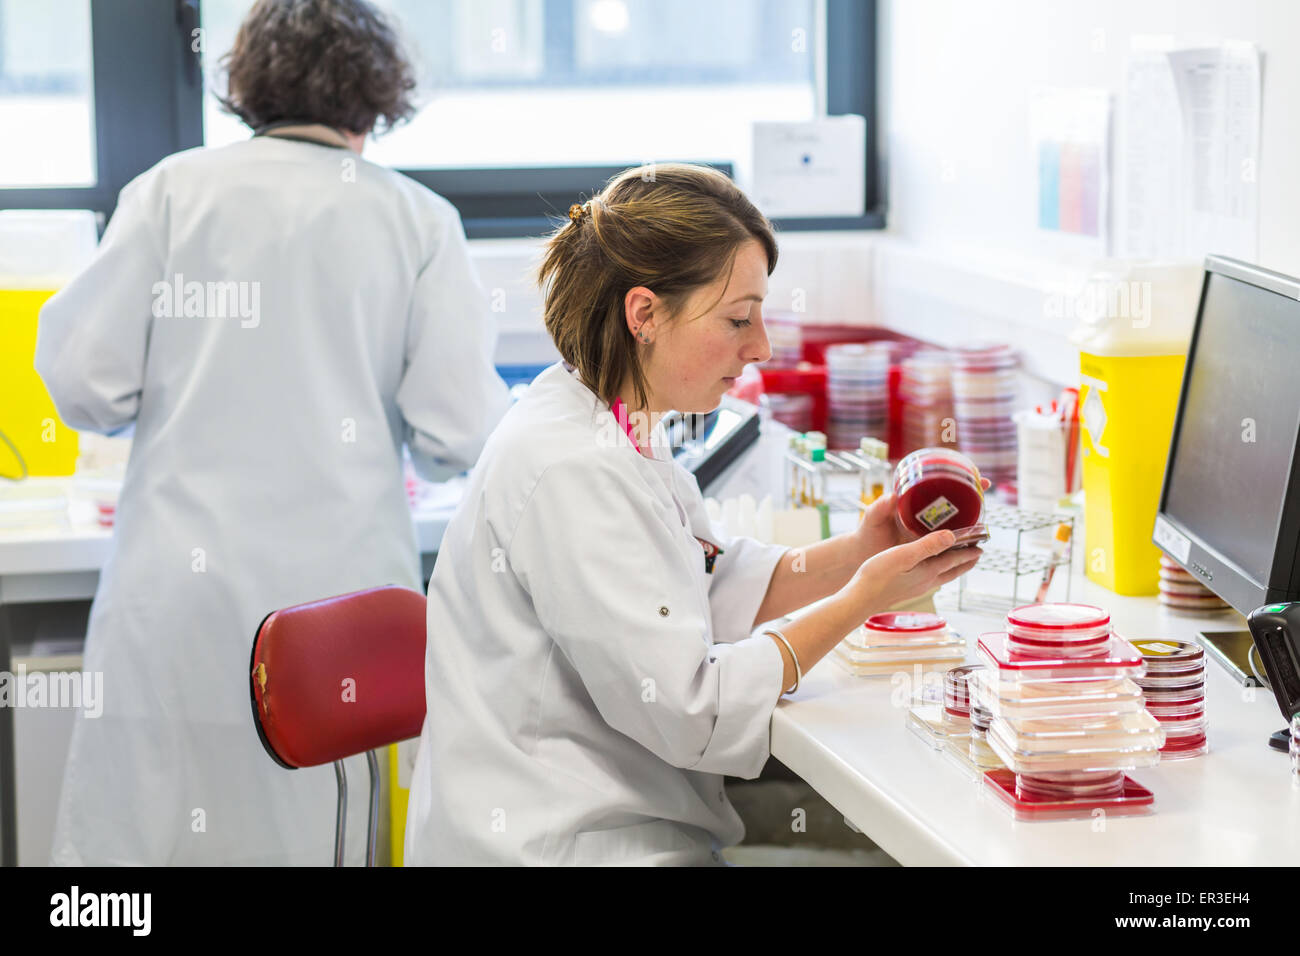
<box><xmin>658</xmin><ymin>606</ymin><xmax>670</xmax><ymax>617</ymax></box>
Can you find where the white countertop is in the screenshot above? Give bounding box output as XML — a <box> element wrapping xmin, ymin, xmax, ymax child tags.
<box><xmin>771</xmin><ymin>562</ymin><xmax>1300</xmax><ymax>866</ymax></box>
<box><xmin>7</xmin><ymin>475</ymin><xmax>1298</xmax><ymax>865</ymax></box>
<box><xmin>0</xmin><ymin>477</ymin><xmax>455</xmax><ymax>579</ymax></box>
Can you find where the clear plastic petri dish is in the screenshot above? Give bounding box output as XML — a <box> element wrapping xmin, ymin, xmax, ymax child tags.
<box><xmin>978</xmin><ymin>632</ymin><xmax>1147</xmax><ymax>682</ymax></box>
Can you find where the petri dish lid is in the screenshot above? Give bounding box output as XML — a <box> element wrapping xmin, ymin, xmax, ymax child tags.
<box><xmin>1158</xmin><ymin>714</ymin><xmax>1209</xmax><ymax>733</ymax></box>
<box><xmin>1007</xmin><ymin>604</ymin><xmax>1111</xmax><ymax>633</ymax></box>
<box><xmin>864</xmin><ymin>611</ymin><xmax>947</xmax><ymax>633</ymax></box>
<box><xmin>986</xmin><ymin>723</ymin><xmax>1164</xmax><ymax>772</ymax></box>
<box><xmin>1130</xmin><ymin>639</ymin><xmax>1205</xmax><ymax>668</ymax></box>
<box><xmin>997</xmin><ymin>709</ymin><xmax>1164</xmax><ymax>742</ymax></box>
<box><xmin>1140</xmin><ymin>683</ymin><xmax>1206</xmax><ymax>705</ymax></box>
<box><xmin>979</xmin><ymin>632</ymin><xmax>1146</xmax><ymax>679</ymax></box>
<box><xmin>1134</xmin><ymin>672</ymin><xmax>1205</xmax><ymax>692</ymax></box>
<box><xmin>970</xmin><ymin>670</ymin><xmax>1146</xmax><ymax>716</ymax></box>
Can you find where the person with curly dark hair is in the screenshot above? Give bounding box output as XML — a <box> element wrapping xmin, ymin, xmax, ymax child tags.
<box><xmin>218</xmin><ymin>0</ymin><xmax>418</xmax><ymax>144</ymax></box>
<box><xmin>37</xmin><ymin>0</ymin><xmax>510</xmax><ymax>865</ymax></box>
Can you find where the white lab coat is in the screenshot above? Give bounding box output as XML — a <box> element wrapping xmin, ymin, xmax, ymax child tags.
<box><xmin>403</xmin><ymin>363</ymin><xmax>789</xmax><ymax>866</ymax></box>
<box><xmin>35</xmin><ymin>136</ymin><xmax>510</xmax><ymax>865</ymax></box>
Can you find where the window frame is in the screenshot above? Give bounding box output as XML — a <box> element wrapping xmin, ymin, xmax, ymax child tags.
<box><xmin>402</xmin><ymin>0</ymin><xmax>882</xmax><ymax>237</ymax></box>
<box><xmin>0</xmin><ymin>0</ymin><xmax>204</xmax><ymax>226</ymax></box>
<box><xmin>1</xmin><ymin>0</ymin><xmax>880</xmax><ymax>237</ymax></box>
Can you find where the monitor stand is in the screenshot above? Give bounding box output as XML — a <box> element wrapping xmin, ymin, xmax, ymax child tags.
<box><xmin>1196</xmin><ymin>632</ymin><xmax>1289</xmax><ymax>749</ymax></box>
<box><xmin>1197</xmin><ymin>629</ymin><xmax>1263</xmax><ymax>687</ymax></box>
<box><xmin>1197</xmin><ymin>630</ymin><xmax>1290</xmax><ymax>751</ymax></box>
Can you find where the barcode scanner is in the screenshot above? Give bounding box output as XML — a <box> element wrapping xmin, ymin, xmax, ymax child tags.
<box><xmin>1245</xmin><ymin>602</ymin><xmax>1300</xmax><ymax>752</ymax></box>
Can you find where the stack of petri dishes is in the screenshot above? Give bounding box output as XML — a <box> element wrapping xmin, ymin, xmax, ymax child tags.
<box><xmin>899</xmin><ymin>349</ymin><xmax>957</xmax><ymax>455</ymax></box>
<box><xmin>763</xmin><ymin>316</ymin><xmax>803</xmax><ymax>369</ymax></box>
<box><xmin>833</xmin><ymin>610</ymin><xmax>966</xmax><ymax>677</ymax></box>
<box><xmin>825</xmin><ymin>343</ymin><xmax>892</xmax><ymax>450</ymax></box>
<box><xmin>951</xmin><ymin>343</ymin><xmax>1019</xmax><ymax>489</ymax></box>
<box><xmin>1130</xmin><ymin>639</ymin><xmax>1209</xmax><ymax>759</ymax></box>
<box><xmin>971</xmin><ymin>603</ymin><xmax>1164</xmax><ymax>820</ymax></box>
<box><xmin>765</xmin><ymin>392</ymin><xmax>814</xmax><ymax>432</ymax></box>
<box><xmin>1158</xmin><ymin>555</ymin><xmax>1230</xmax><ymax>614</ymax></box>
<box><xmin>967</xmin><ymin>700</ymin><xmax>1005</xmax><ymax>772</ymax></box>
<box><xmin>893</xmin><ymin>447</ymin><xmax>985</xmax><ymax>537</ymax></box>
<box><xmin>907</xmin><ymin>662</ymin><xmax>982</xmax><ymax>748</ymax></box>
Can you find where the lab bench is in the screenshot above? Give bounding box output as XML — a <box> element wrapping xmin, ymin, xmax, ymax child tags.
<box><xmin>773</xmin><ymin>564</ymin><xmax>1299</xmax><ymax>866</ymax></box>
<box><xmin>4</xmin><ymin>471</ymin><xmax>1295</xmax><ymax>867</ymax></box>
<box><xmin>0</xmin><ymin>479</ymin><xmax>455</xmax><ymax>867</ymax></box>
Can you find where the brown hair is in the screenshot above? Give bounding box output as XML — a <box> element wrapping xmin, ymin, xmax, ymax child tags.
<box><xmin>539</xmin><ymin>164</ymin><xmax>778</xmax><ymax>410</ymax></box>
<box><xmin>217</xmin><ymin>0</ymin><xmax>417</xmax><ymax>135</ymax></box>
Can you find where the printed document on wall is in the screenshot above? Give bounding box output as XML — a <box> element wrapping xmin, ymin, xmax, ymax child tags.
<box><xmin>1121</xmin><ymin>38</ymin><xmax>1260</xmax><ymax>261</ymax></box>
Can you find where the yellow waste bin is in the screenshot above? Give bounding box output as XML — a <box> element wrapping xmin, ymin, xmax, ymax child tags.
<box><xmin>0</xmin><ymin>211</ymin><xmax>97</xmax><ymax>477</ymax></box>
<box><xmin>1070</xmin><ymin>263</ymin><xmax>1201</xmax><ymax>595</ymax></box>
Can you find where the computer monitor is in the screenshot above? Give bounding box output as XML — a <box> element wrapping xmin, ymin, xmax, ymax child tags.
<box><xmin>1152</xmin><ymin>255</ymin><xmax>1300</xmax><ymax>615</ymax></box>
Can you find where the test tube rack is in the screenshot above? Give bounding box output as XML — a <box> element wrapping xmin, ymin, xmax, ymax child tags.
<box><xmin>952</xmin><ymin>503</ymin><xmax>1076</xmax><ymax>614</ymax></box>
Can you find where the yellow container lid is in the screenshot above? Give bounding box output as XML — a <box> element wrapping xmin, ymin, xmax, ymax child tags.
<box><xmin>0</xmin><ymin>210</ymin><xmax>97</xmax><ymax>288</ymax></box>
<box><xmin>1066</xmin><ymin>260</ymin><xmax>1203</xmax><ymax>357</ymax></box>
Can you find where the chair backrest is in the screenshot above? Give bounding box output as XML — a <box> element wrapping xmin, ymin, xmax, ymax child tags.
<box><xmin>250</xmin><ymin>585</ymin><xmax>427</xmax><ymax>769</ymax></box>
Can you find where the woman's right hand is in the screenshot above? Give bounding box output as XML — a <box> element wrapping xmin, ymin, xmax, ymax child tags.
<box><xmin>840</xmin><ymin>530</ymin><xmax>983</xmax><ymax>618</ymax></box>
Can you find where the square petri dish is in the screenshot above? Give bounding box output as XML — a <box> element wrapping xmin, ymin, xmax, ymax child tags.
<box><xmin>985</xmin><ymin>719</ymin><xmax>1164</xmax><ymax>774</ymax></box>
<box><xmin>969</xmin><ymin>669</ymin><xmax>1146</xmax><ymax>719</ymax></box>
<box><xmin>982</xmin><ymin>769</ymin><xmax>1155</xmax><ymax>821</ymax></box>
<box><xmin>978</xmin><ymin>632</ymin><xmax>1147</xmax><ymax>682</ymax></box>
<box><xmin>995</xmin><ymin>709</ymin><xmax>1166</xmax><ymax>753</ymax></box>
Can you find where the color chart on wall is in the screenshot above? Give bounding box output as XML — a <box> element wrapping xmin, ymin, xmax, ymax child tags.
<box><xmin>1030</xmin><ymin>88</ymin><xmax>1111</xmax><ymax>252</ymax></box>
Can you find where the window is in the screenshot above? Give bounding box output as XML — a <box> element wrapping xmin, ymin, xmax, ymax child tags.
<box><xmin>204</xmin><ymin>0</ymin><xmax>818</xmax><ymax>178</ymax></box>
<box><xmin>0</xmin><ymin>0</ymin><xmax>96</xmax><ymax>188</ymax></box>
<box><xmin>0</xmin><ymin>0</ymin><xmax>203</xmax><ymax>224</ymax></box>
<box><xmin>3</xmin><ymin>0</ymin><xmax>878</xmax><ymax>235</ymax></box>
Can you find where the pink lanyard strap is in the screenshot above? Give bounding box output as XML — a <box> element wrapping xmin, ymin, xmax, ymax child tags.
<box><xmin>610</xmin><ymin>397</ymin><xmax>641</xmax><ymax>454</ymax></box>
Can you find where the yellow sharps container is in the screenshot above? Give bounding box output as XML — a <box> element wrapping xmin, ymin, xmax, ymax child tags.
<box><xmin>1070</xmin><ymin>263</ymin><xmax>1202</xmax><ymax>595</ymax></box>
<box><xmin>0</xmin><ymin>211</ymin><xmax>98</xmax><ymax>477</ymax></box>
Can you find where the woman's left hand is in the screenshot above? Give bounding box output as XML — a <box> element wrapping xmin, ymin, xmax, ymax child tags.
<box><xmin>850</xmin><ymin>477</ymin><xmax>992</xmax><ymax>563</ymax></box>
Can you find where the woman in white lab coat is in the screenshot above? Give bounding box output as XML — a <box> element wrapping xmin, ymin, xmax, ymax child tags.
<box><xmin>35</xmin><ymin>0</ymin><xmax>509</xmax><ymax>865</ymax></box>
<box><xmin>402</xmin><ymin>164</ymin><xmax>983</xmax><ymax>866</ymax></box>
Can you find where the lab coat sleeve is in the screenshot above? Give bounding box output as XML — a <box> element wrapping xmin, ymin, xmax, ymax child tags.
<box><xmin>397</xmin><ymin>206</ymin><xmax>511</xmax><ymax>482</ymax></box>
<box><xmin>675</xmin><ymin>471</ymin><xmax>788</xmax><ymax>645</ymax></box>
<box><xmin>706</xmin><ymin>535</ymin><xmax>789</xmax><ymax>645</ymax></box>
<box><xmin>508</xmin><ymin>453</ymin><xmax>787</xmax><ymax>779</ymax></box>
<box><xmin>34</xmin><ymin>173</ymin><xmax>164</xmax><ymax>434</ymax></box>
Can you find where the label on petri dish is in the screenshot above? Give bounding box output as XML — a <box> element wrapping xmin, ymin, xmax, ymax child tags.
<box><xmin>916</xmin><ymin>495</ymin><xmax>959</xmax><ymax>530</ymax></box>
<box><xmin>1137</xmin><ymin>642</ymin><xmax>1183</xmax><ymax>656</ymax></box>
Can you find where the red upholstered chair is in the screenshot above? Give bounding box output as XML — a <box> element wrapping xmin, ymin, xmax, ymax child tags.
<box><xmin>249</xmin><ymin>585</ymin><xmax>427</xmax><ymax>866</ymax></box>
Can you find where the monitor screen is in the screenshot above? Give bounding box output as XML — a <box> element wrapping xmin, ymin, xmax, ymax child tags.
<box><xmin>1162</xmin><ymin>269</ymin><xmax>1300</xmax><ymax>585</ymax></box>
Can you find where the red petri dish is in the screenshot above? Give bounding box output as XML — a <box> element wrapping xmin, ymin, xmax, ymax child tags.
<box><xmin>984</xmin><ymin>770</ymin><xmax>1154</xmax><ymax>820</ymax></box>
<box><xmin>1160</xmin><ymin>731</ymin><xmax>1208</xmax><ymax>753</ymax></box>
<box><xmin>1006</xmin><ymin>604</ymin><xmax>1111</xmax><ymax>657</ymax></box>
<box><xmin>1148</xmin><ymin>706</ymin><xmax>1206</xmax><ymax>722</ymax></box>
<box><xmin>894</xmin><ymin>448</ymin><xmax>984</xmax><ymax>535</ymax></box>
<box><xmin>1016</xmin><ymin>770</ymin><xmax>1126</xmax><ymax>801</ymax></box>
<box><xmin>864</xmin><ymin>611</ymin><xmax>946</xmax><ymax>632</ymax></box>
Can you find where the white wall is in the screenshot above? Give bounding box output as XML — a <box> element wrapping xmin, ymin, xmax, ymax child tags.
<box><xmin>884</xmin><ymin>0</ymin><xmax>1300</xmax><ymax>274</ymax></box>
<box><xmin>867</xmin><ymin>0</ymin><xmax>1300</xmax><ymax>390</ymax></box>
<box><xmin>472</xmin><ymin>0</ymin><xmax>1300</xmax><ymax>389</ymax></box>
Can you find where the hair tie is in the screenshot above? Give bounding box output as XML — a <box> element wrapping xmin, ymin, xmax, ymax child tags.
<box><xmin>568</xmin><ymin>202</ymin><xmax>587</xmax><ymax>224</ymax></box>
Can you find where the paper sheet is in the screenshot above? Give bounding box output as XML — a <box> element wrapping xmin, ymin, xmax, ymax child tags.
<box><xmin>1121</xmin><ymin>39</ymin><xmax>1261</xmax><ymax>261</ymax></box>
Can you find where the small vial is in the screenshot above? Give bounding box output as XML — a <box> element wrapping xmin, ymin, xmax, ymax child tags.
<box><xmin>1291</xmin><ymin>712</ymin><xmax>1300</xmax><ymax>777</ymax></box>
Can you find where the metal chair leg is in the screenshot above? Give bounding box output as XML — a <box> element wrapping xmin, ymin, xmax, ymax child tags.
<box><xmin>366</xmin><ymin>749</ymin><xmax>381</xmax><ymax>867</ymax></box>
<box><xmin>333</xmin><ymin>759</ymin><xmax>347</xmax><ymax>866</ymax></box>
